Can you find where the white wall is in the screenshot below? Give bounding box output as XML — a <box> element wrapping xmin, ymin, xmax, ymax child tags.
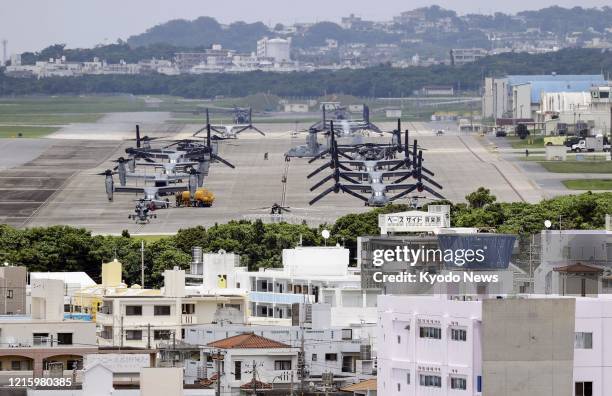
<box><xmin>282</xmin><ymin>247</ymin><xmax>349</xmax><ymax>277</ymax></box>
<box><xmin>377</xmin><ymin>295</ymin><xmax>481</xmax><ymax>396</ymax></box>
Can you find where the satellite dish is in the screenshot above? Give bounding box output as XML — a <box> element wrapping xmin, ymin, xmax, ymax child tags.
<box><xmin>544</xmin><ymin>220</ymin><xmax>552</xmax><ymax>229</ymax></box>
<box><xmin>321</xmin><ymin>229</ymin><xmax>330</xmax><ymax>239</ymax></box>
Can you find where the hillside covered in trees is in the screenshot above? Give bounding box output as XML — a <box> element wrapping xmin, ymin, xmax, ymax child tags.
<box><xmin>122</xmin><ymin>6</ymin><xmax>612</xmax><ymax>51</ymax></box>
<box><xmin>0</xmin><ymin>190</ymin><xmax>610</xmax><ymax>287</ymax></box>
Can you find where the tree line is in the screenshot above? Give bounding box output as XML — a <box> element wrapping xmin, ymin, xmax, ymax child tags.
<box><xmin>0</xmin><ymin>189</ymin><xmax>610</xmax><ymax>288</ymax></box>
<box><xmin>1</xmin><ymin>48</ymin><xmax>610</xmax><ymax>98</ymax></box>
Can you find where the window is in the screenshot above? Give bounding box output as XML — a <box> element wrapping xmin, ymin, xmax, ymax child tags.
<box><xmin>575</xmin><ymin>381</ymin><xmax>593</xmax><ymax>396</ymax></box>
<box><xmin>312</xmin><ymin>353</ymin><xmax>317</xmax><ymax>361</ymax></box>
<box><xmin>6</xmin><ymin>290</ymin><xmax>13</xmax><ymax>299</ymax></box>
<box><xmin>341</xmin><ymin>329</ymin><xmax>352</xmax><ymax>340</ymax></box>
<box><xmin>451</xmin><ymin>328</ymin><xmax>467</xmax><ymax>341</ymax></box>
<box><xmin>451</xmin><ymin>377</ymin><xmax>467</xmax><ymax>390</ymax></box>
<box><xmin>407</xmin><ymin>372</ymin><xmax>410</xmax><ymax>384</ymax></box>
<box><xmin>274</xmin><ymin>360</ymin><xmax>292</xmax><ymax>370</ymax></box>
<box><xmin>154</xmin><ymin>330</ymin><xmax>171</xmax><ymax>340</ymax></box>
<box><xmin>57</xmin><ymin>333</ymin><xmax>73</xmax><ymax>345</ymax></box>
<box><xmin>419</xmin><ymin>374</ymin><xmax>441</xmax><ymax>388</ymax></box>
<box><xmin>182</xmin><ymin>303</ymin><xmax>195</xmax><ymax>314</ymax></box>
<box><xmin>575</xmin><ymin>332</ymin><xmax>593</xmax><ymax>349</ymax></box>
<box><xmin>397</xmin><ymin>383</ymin><xmax>401</xmax><ymax>392</ymax></box>
<box><xmin>154</xmin><ymin>305</ymin><xmax>171</xmax><ymax>316</ymax></box>
<box><xmin>33</xmin><ymin>333</ymin><xmax>49</xmax><ymax>345</ymax></box>
<box><xmin>325</xmin><ymin>353</ymin><xmax>337</xmax><ymax>361</ymax></box>
<box><xmin>419</xmin><ymin>326</ymin><xmax>441</xmax><ymax>339</ymax></box>
<box><xmin>397</xmin><ymin>335</ymin><xmax>401</xmax><ymax>344</ymax></box>
<box><xmin>126</xmin><ymin>330</ymin><xmax>142</xmax><ymax>340</ymax></box>
<box><xmin>101</xmin><ymin>326</ymin><xmax>113</xmax><ymax>340</ymax></box>
<box><xmin>234</xmin><ymin>361</ymin><xmax>242</xmax><ymax>380</ymax></box>
<box><xmin>11</xmin><ymin>361</ymin><xmax>21</xmax><ymax>371</ymax></box>
<box><xmin>125</xmin><ymin>305</ymin><xmax>142</xmax><ymax>316</ymax></box>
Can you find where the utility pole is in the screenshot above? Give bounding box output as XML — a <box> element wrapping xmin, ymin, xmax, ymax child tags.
<box><xmin>252</xmin><ymin>359</ymin><xmax>257</xmax><ymax>395</ymax></box>
<box><xmin>141</xmin><ymin>240</ymin><xmax>145</xmax><ymax>287</ymax></box>
<box><xmin>215</xmin><ymin>350</ymin><xmax>222</xmax><ymax>396</ymax></box>
<box><xmin>299</xmin><ymin>323</ymin><xmax>306</xmax><ymax>395</ymax></box>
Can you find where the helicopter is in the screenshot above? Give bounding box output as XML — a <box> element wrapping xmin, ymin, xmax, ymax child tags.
<box><xmin>193</xmin><ymin>108</ymin><xmax>265</xmax><ymax>139</ymax></box>
<box><xmin>128</xmin><ymin>198</ymin><xmax>158</xmax><ymax>224</ymax></box>
<box><xmin>310</xmin><ymin>103</ymin><xmax>382</xmax><ymax>135</ymax></box>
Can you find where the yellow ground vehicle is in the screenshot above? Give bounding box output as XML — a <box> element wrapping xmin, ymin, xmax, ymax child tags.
<box><xmin>544</xmin><ymin>136</ymin><xmax>567</xmax><ymax>146</ymax></box>
<box><xmin>176</xmin><ymin>188</ymin><xmax>215</xmax><ymax>207</ymax></box>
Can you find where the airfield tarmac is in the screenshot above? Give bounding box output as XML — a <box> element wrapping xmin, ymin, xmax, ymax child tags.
<box><xmin>1</xmin><ymin>115</ymin><xmax>554</xmax><ymax>234</ymax></box>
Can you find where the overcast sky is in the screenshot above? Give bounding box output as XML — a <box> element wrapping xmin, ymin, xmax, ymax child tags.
<box><xmin>0</xmin><ymin>0</ymin><xmax>610</xmax><ymax>53</ymax></box>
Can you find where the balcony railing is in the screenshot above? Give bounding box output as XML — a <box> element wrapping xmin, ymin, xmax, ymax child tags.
<box><xmin>0</xmin><ymin>337</ymin><xmax>73</xmax><ymax>348</ymax></box>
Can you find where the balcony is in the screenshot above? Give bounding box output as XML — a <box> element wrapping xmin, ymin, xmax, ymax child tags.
<box><xmin>0</xmin><ymin>336</ymin><xmax>73</xmax><ymax>349</ymax></box>
<box><xmin>248</xmin><ymin>292</ymin><xmax>314</xmax><ymax>305</ymax></box>
<box><xmin>259</xmin><ymin>370</ymin><xmax>298</xmax><ymax>384</ymax></box>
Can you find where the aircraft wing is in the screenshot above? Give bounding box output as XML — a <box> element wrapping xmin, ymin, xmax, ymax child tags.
<box><xmin>115</xmin><ymin>186</ymin><xmax>145</xmax><ymax>193</ymax></box>
<box><xmin>342</xmin><ymin>184</ymin><xmax>373</xmax><ymax>191</ymax></box>
<box><xmin>157</xmin><ymin>186</ymin><xmax>187</xmax><ymax>194</ymax></box>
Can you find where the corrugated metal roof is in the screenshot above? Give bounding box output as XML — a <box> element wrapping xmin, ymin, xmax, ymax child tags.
<box><xmin>506</xmin><ymin>74</ymin><xmax>606</xmax><ymax>102</ymax></box>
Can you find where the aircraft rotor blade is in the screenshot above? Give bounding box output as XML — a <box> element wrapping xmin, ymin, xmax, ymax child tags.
<box><xmin>309</xmin><ymin>186</ymin><xmax>335</xmax><ymax>205</ymax></box>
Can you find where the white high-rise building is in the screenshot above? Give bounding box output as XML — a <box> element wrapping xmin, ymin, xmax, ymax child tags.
<box><xmin>257</xmin><ymin>37</ymin><xmax>291</xmax><ymax>62</ymax></box>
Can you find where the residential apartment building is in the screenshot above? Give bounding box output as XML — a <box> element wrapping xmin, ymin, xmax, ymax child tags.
<box><xmin>96</xmin><ymin>267</ymin><xmax>247</xmax><ymax>349</ymax></box>
<box><xmin>187</xmin><ymin>246</ymin><xmax>378</xmax><ymax>327</ymax></box>
<box><xmin>534</xmin><ymin>229</ymin><xmax>612</xmax><ymax>296</ymax></box>
<box><xmin>181</xmin><ymin>315</ymin><xmax>376</xmax><ymax>386</ymax></box>
<box><xmin>236</xmin><ymin>246</ymin><xmax>378</xmax><ymax>327</ymax></box>
<box><xmin>256</xmin><ymin>37</ymin><xmax>291</xmax><ymax>62</ymax></box>
<box><xmin>203</xmin><ymin>333</ymin><xmax>298</xmax><ymax>395</ymax></box>
<box><xmin>377</xmin><ymin>293</ymin><xmax>611</xmax><ymax>396</ymax></box>
<box><xmin>0</xmin><ymin>265</ymin><xmax>26</xmax><ymax>315</ymax></box>
<box><xmin>0</xmin><ymin>278</ymin><xmax>97</xmax><ymax>383</ymax></box>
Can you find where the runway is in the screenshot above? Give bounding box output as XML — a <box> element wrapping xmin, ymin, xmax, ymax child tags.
<box><xmin>2</xmin><ymin>116</ymin><xmax>550</xmax><ymax>233</ymax></box>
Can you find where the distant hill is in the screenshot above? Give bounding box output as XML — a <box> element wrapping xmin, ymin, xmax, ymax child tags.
<box><xmin>127</xmin><ymin>16</ymin><xmax>271</xmax><ymax>52</ymax></box>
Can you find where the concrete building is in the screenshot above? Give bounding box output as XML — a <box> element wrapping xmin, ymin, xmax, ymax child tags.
<box><xmin>230</xmin><ymin>246</ymin><xmax>378</xmax><ymax>327</ymax></box>
<box><xmin>377</xmin><ymin>294</ymin><xmax>610</xmax><ymax>396</ymax></box>
<box><xmin>450</xmin><ymin>48</ymin><xmax>488</xmax><ymax>66</ymax></box>
<box><xmin>0</xmin><ymin>265</ymin><xmax>26</xmax><ymax>315</ymax></box>
<box><xmin>257</xmin><ymin>37</ymin><xmax>291</xmax><ymax>62</ymax></box>
<box><xmin>96</xmin><ymin>267</ymin><xmax>247</xmax><ymax>349</ymax></box>
<box><xmin>283</xmin><ymin>103</ymin><xmax>309</xmax><ymax>113</ymax></box>
<box><xmin>27</xmin><ymin>364</ymin><xmax>213</xmax><ymax>396</ymax></box>
<box><xmin>534</xmin><ymin>229</ymin><xmax>612</xmax><ymax>296</ymax></box>
<box><xmin>421</xmin><ymin>85</ymin><xmax>455</xmax><ymax>96</ymax></box>
<box><xmin>203</xmin><ymin>333</ymin><xmax>298</xmax><ymax>395</ymax></box>
<box><xmin>181</xmin><ymin>312</ymin><xmax>376</xmax><ymax>386</ymax></box>
<box><xmin>0</xmin><ymin>279</ymin><xmax>97</xmax><ymax>382</ymax></box>
<box><xmin>482</xmin><ymin>74</ymin><xmax>607</xmax><ymax>120</ymax></box>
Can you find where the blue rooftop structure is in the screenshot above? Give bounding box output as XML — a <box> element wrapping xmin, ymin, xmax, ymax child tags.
<box><xmin>507</xmin><ymin>74</ymin><xmax>606</xmax><ymax>103</ymax></box>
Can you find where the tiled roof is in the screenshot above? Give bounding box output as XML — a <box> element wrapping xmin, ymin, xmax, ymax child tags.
<box><xmin>554</xmin><ymin>263</ymin><xmax>603</xmax><ymax>274</ymax></box>
<box><xmin>239</xmin><ymin>379</ymin><xmax>273</xmax><ymax>390</ymax></box>
<box><xmin>341</xmin><ymin>379</ymin><xmax>377</xmax><ymax>392</ymax></box>
<box><xmin>207</xmin><ymin>333</ymin><xmax>291</xmax><ymax>349</ymax></box>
